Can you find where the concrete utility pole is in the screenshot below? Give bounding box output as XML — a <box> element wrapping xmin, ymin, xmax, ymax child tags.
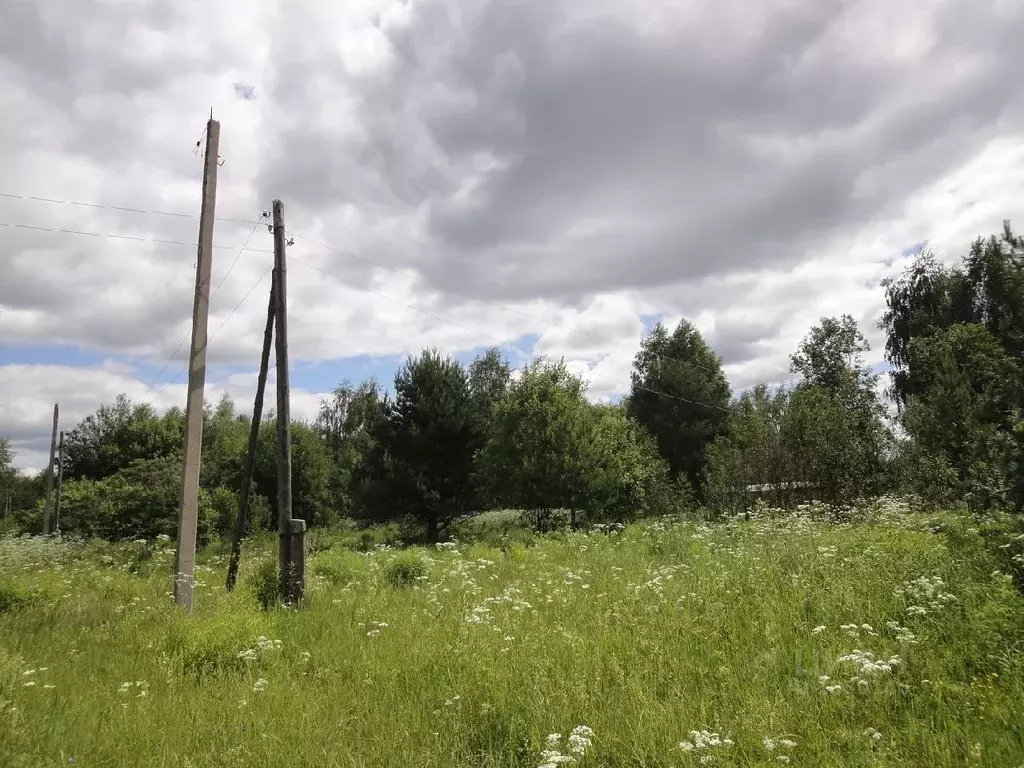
<box><xmin>174</xmin><ymin>115</ymin><xmax>220</xmax><ymax>612</ymax></box>
<box><xmin>226</xmin><ymin>275</ymin><xmax>276</xmax><ymax>592</ymax></box>
<box><xmin>53</xmin><ymin>431</ymin><xmax>64</xmax><ymax>534</ymax></box>
<box><xmin>42</xmin><ymin>403</ymin><xmax>58</xmax><ymax>535</ymax></box>
<box><xmin>272</xmin><ymin>200</ymin><xmax>304</xmax><ymax>603</ymax></box>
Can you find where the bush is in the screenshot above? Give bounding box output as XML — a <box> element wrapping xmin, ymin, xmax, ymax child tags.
<box><xmin>311</xmin><ymin>558</ymin><xmax>355</xmax><ymax>587</ymax></box>
<box><xmin>165</xmin><ymin>612</ymin><xmax>271</xmax><ymax>680</ymax></box>
<box><xmin>385</xmin><ymin>552</ymin><xmax>428</xmax><ymax>587</ymax></box>
<box><xmin>0</xmin><ymin>582</ymin><xmax>32</xmax><ymax>614</ymax></box>
<box><xmin>248</xmin><ymin>558</ymin><xmax>281</xmax><ymax>611</ymax></box>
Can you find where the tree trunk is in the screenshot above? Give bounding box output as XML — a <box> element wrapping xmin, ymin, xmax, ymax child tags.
<box><xmin>426</xmin><ymin>513</ymin><xmax>438</xmax><ymax>544</ymax></box>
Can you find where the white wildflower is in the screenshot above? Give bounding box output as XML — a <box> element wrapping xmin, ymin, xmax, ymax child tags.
<box><xmin>252</xmin><ymin>678</ymin><xmax>268</xmax><ymax>692</ymax></box>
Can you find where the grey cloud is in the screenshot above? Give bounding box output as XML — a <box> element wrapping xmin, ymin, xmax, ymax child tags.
<box><xmin>4</xmin><ymin>0</ymin><xmax>1024</xmax><ymax>434</ymax></box>
<box><xmin>259</xmin><ymin>0</ymin><xmax>1024</xmax><ymax>303</ymax></box>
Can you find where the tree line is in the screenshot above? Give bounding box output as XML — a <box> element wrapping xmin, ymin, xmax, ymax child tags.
<box><xmin>3</xmin><ymin>222</ymin><xmax>1024</xmax><ymax>540</ymax></box>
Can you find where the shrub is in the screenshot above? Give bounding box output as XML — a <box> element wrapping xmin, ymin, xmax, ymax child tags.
<box><xmin>248</xmin><ymin>558</ymin><xmax>281</xmax><ymax>611</ymax></box>
<box><xmin>165</xmin><ymin>612</ymin><xmax>271</xmax><ymax>680</ymax></box>
<box><xmin>385</xmin><ymin>552</ymin><xmax>428</xmax><ymax>587</ymax></box>
<box><xmin>0</xmin><ymin>582</ymin><xmax>31</xmax><ymax>614</ymax></box>
<box><xmin>311</xmin><ymin>558</ymin><xmax>355</xmax><ymax>587</ymax></box>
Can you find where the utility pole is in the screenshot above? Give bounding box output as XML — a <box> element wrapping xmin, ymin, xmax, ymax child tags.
<box><xmin>53</xmin><ymin>431</ymin><xmax>64</xmax><ymax>534</ymax></box>
<box><xmin>226</xmin><ymin>275</ymin><xmax>276</xmax><ymax>592</ymax></box>
<box><xmin>42</xmin><ymin>403</ymin><xmax>58</xmax><ymax>535</ymax></box>
<box><xmin>174</xmin><ymin>114</ymin><xmax>220</xmax><ymax>612</ymax></box>
<box><xmin>272</xmin><ymin>200</ymin><xmax>304</xmax><ymax>603</ymax></box>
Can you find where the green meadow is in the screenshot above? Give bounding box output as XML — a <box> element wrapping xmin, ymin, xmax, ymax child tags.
<box><xmin>2</xmin><ymin>500</ymin><xmax>1024</xmax><ymax>767</ymax></box>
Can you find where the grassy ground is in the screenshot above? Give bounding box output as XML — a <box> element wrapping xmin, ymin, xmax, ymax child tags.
<box><xmin>2</xmin><ymin>500</ymin><xmax>1024</xmax><ymax>767</ymax></box>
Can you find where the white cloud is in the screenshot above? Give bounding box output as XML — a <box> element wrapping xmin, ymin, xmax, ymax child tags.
<box><xmin>0</xmin><ymin>363</ymin><xmax>328</xmax><ymax>472</ymax></box>
<box><xmin>2</xmin><ymin>0</ymin><xmax>1024</xmax><ymax>468</ymax></box>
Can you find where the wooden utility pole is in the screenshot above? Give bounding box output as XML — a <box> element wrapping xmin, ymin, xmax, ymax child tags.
<box><xmin>272</xmin><ymin>200</ymin><xmax>304</xmax><ymax>603</ymax></box>
<box><xmin>226</xmin><ymin>276</ymin><xmax>276</xmax><ymax>592</ymax></box>
<box><xmin>53</xmin><ymin>431</ymin><xmax>64</xmax><ymax>534</ymax></box>
<box><xmin>174</xmin><ymin>115</ymin><xmax>220</xmax><ymax>612</ymax></box>
<box><xmin>42</xmin><ymin>403</ymin><xmax>58</xmax><ymax>535</ymax></box>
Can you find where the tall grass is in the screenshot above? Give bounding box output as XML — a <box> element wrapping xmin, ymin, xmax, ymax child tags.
<box><xmin>1</xmin><ymin>500</ymin><xmax>1023</xmax><ymax>766</ymax></box>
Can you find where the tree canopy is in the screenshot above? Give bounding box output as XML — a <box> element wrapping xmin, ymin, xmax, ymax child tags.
<box><xmin>626</xmin><ymin>320</ymin><xmax>731</xmax><ymax>500</ymax></box>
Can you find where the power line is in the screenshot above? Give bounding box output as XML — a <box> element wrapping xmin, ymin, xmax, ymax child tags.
<box><xmin>0</xmin><ymin>220</ymin><xmax>273</xmax><ymax>252</ymax></box>
<box><xmin>145</xmin><ymin>214</ymin><xmax>270</xmax><ymax>393</ymax></box>
<box><xmin>154</xmin><ymin>267</ymin><xmax>273</xmax><ymax>397</ymax></box>
<box><xmin>211</xmin><ymin>214</ymin><xmax>268</xmax><ymax>298</ymax></box>
<box><xmin>2</xmin><ymin>190</ymin><xmax>724</xmax><ymax>379</ymax></box>
<box><xmin>0</xmin><ymin>194</ymin><xmax>733</xmax><ymax>413</ymax></box>
<box><xmin>289</xmin><ymin>230</ymin><xmax>727</xmax><ymax>380</ymax></box>
<box><xmin>288</xmin><ymin>254</ymin><xmax>735</xmax><ymax>413</ymax></box>
<box><xmin>0</xmin><ymin>191</ymin><xmax>263</xmax><ymax>227</ymax></box>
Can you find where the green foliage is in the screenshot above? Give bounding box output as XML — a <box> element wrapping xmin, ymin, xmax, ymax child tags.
<box><xmin>384</xmin><ymin>551</ymin><xmax>429</xmax><ymax>587</ymax></box>
<box><xmin>206</xmin><ymin>486</ymin><xmax>239</xmax><ymax>535</ymax></box>
<box><xmin>52</xmin><ymin>455</ymin><xmax>218</xmax><ymax>543</ymax></box>
<box><xmin>481</xmin><ymin>358</ymin><xmax>591</xmax><ymax>525</ymax></box>
<box><xmin>0</xmin><ymin>436</ymin><xmax>14</xmax><ymax>501</ymax></box>
<box><xmin>248</xmin><ymin>558</ymin><xmax>281</xmax><ymax>611</ymax></box>
<box><xmin>315</xmin><ymin>379</ymin><xmax>386</xmax><ymax>513</ymax></box>
<box><xmin>882</xmin><ymin>223</ymin><xmax>1024</xmax><ymax>406</ymax></box>
<box><xmin>63</xmin><ymin>394</ymin><xmax>183</xmax><ymax>481</ymax></box>
<box><xmin>626</xmin><ymin>319</ymin><xmax>731</xmax><ymax>500</ymax></box>
<box><xmin>255</xmin><ymin>419</ymin><xmax>335</xmax><ymax>527</ymax></box>
<box><xmin>357</xmin><ymin>349</ymin><xmax>479</xmax><ymax>541</ymax></box>
<box><xmin>3</xmin><ymin>505</ymin><xmax>1024</xmax><ymax>766</ymax></box>
<box><xmin>0</xmin><ymin>582</ymin><xmax>32</xmax><ymax>614</ymax></box>
<box><xmin>707</xmin><ymin>316</ymin><xmax>893</xmax><ymax>513</ymax></box>
<box><xmin>199</xmin><ymin>395</ymin><xmax>249</xmax><ymax>492</ymax></box>
<box><xmin>310</xmin><ymin>557</ymin><xmax>355</xmax><ymax>587</ymax></box>
<box><xmin>482</xmin><ymin>360</ymin><xmax>678</xmax><ymax>528</ymax></box>
<box><xmin>165</xmin><ymin>611</ymin><xmax>271</xmax><ymax>679</ymax></box>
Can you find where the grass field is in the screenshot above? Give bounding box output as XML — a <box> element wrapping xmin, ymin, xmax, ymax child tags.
<box><xmin>2</xmin><ymin>500</ymin><xmax>1024</xmax><ymax>767</ymax></box>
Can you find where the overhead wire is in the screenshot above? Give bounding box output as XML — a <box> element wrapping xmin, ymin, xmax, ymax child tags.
<box><xmin>0</xmin><ymin>192</ymin><xmax>736</xmax><ymax>413</ymax></box>
<box><xmin>0</xmin><ymin>220</ymin><xmax>273</xmax><ymax>252</ymax></box>
<box><xmin>145</xmin><ymin>213</ymin><xmax>269</xmax><ymax>394</ymax></box>
<box><xmin>152</xmin><ymin>266</ymin><xmax>274</xmax><ymax>397</ymax></box>
<box><xmin>2</xmin><ymin>189</ymin><xmax>729</xmax><ymax>380</ymax></box>
<box><xmin>0</xmin><ymin>191</ymin><xmax>265</xmax><ymax>227</ymax></box>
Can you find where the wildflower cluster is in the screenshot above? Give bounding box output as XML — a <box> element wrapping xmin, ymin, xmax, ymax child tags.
<box><xmin>837</xmin><ymin>650</ymin><xmax>901</xmax><ymax>689</ymax></box>
<box><xmin>839</xmin><ymin>623</ymin><xmax>878</xmax><ymax>638</ymax></box>
<box><xmin>885</xmin><ymin>620</ymin><xmax>918</xmax><ymax>643</ymax></box>
<box><xmin>894</xmin><ymin>575</ymin><xmax>956</xmax><ymax>616</ymax></box>
<box><xmin>117</xmin><ymin>680</ymin><xmax>148</xmax><ymax>698</ymax></box>
<box><xmin>818</xmin><ymin>674</ymin><xmax>842</xmax><ymax>694</ymax></box>
<box><xmin>763</xmin><ymin>736</ymin><xmax>798</xmax><ymax>763</ymax></box>
<box><xmin>238</xmin><ymin>635</ymin><xmax>282</xmax><ymax>662</ymax></box>
<box><xmin>679</xmin><ymin>729</ymin><xmax>734</xmax><ymax>763</ymax></box>
<box><xmin>20</xmin><ymin>667</ymin><xmax>55</xmax><ymax>690</ymax></box>
<box><xmin>538</xmin><ymin>726</ymin><xmax>594</xmax><ymax>767</ymax></box>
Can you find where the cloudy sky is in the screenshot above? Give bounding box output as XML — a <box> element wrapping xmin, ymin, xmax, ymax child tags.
<box><xmin>2</xmin><ymin>0</ymin><xmax>1023</xmax><ymax>471</ymax></box>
